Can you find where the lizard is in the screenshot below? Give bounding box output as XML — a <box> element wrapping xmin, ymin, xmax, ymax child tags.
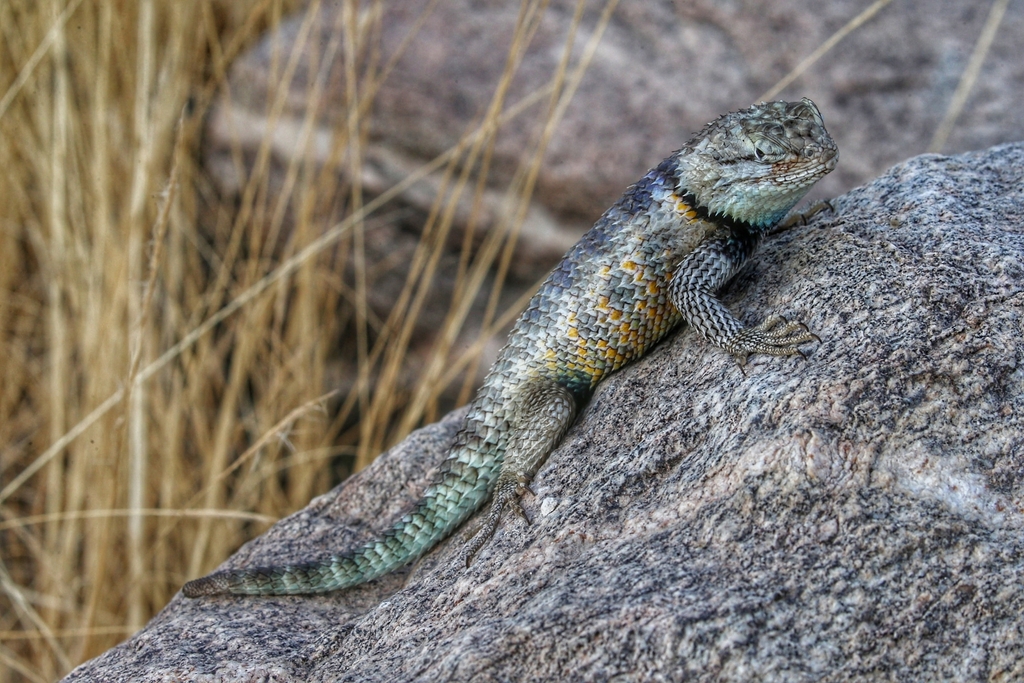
<box><xmin>183</xmin><ymin>98</ymin><xmax>838</xmax><ymax>597</ymax></box>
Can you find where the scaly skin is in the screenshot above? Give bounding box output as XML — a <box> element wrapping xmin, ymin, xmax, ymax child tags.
<box><xmin>183</xmin><ymin>98</ymin><xmax>838</xmax><ymax>597</ymax></box>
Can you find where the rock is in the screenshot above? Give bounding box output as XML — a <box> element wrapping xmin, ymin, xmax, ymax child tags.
<box><xmin>65</xmin><ymin>141</ymin><xmax>1024</xmax><ymax>681</ymax></box>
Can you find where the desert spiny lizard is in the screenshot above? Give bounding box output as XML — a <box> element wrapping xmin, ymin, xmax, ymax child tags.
<box><xmin>183</xmin><ymin>98</ymin><xmax>838</xmax><ymax>597</ymax></box>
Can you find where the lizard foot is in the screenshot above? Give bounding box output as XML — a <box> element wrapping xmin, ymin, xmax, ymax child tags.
<box><xmin>462</xmin><ymin>379</ymin><xmax>575</xmax><ymax>568</ymax></box>
<box><xmin>462</xmin><ymin>476</ymin><xmax>531</xmax><ymax>568</ymax></box>
<box><xmin>725</xmin><ymin>314</ymin><xmax>819</xmax><ymax>361</ymax></box>
<box><xmin>774</xmin><ymin>199</ymin><xmax>835</xmax><ymax>234</ymax></box>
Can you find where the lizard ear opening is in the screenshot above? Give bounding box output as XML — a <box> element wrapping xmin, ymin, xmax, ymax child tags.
<box><xmin>750</xmin><ymin>134</ymin><xmax>786</xmax><ymax>163</ymax></box>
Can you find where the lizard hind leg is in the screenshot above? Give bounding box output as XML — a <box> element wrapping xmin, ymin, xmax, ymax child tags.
<box><xmin>463</xmin><ymin>379</ymin><xmax>577</xmax><ymax>567</ymax></box>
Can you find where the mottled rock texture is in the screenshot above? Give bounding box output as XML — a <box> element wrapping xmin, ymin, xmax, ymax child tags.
<box><xmin>65</xmin><ymin>140</ymin><xmax>1024</xmax><ymax>681</ymax></box>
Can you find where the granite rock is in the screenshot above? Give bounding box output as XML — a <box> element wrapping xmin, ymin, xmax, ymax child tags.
<box><xmin>68</xmin><ymin>143</ymin><xmax>1024</xmax><ymax>681</ymax></box>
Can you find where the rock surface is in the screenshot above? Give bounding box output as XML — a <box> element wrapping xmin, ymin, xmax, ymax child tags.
<box><xmin>65</xmin><ymin>139</ymin><xmax>1024</xmax><ymax>680</ymax></box>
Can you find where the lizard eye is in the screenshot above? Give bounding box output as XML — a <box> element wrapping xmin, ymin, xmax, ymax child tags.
<box><xmin>752</xmin><ymin>139</ymin><xmax>782</xmax><ymax>163</ymax></box>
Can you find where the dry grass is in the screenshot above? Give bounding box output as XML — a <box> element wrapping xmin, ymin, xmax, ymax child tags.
<box><xmin>0</xmin><ymin>0</ymin><xmax>1007</xmax><ymax>679</ymax></box>
<box><xmin>0</xmin><ymin>0</ymin><xmax>611</xmax><ymax>679</ymax></box>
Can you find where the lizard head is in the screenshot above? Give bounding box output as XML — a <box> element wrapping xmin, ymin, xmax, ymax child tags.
<box><xmin>676</xmin><ymin>98</ymin><xmax>838</xmax><ymax>228</ymax></box>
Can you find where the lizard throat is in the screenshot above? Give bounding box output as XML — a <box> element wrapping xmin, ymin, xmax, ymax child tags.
<box><xmin>677</xmin><ymin>189</ymin><xmax>768</xmax><ymax>241</ymax></box>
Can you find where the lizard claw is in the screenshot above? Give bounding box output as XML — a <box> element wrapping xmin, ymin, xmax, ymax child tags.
<box><xmin>775</xmin><ymin>199</ymin><xmax>835</xmax><ymax>234</ymax></box>
<box><xmin>726</xmin><ymin>315</ymin><xmax>819</xmax><ymax>358</ymax></box>
<box><xmin>511</xmin><ymin>499</ymin><xmax>531</xmax><ymax>525</ymax></box>
<box><xmin>463</xmin><ymin>476</ymin><xmax>533</xmax><ymax>566</ymax></box>
<box><xmin>516</xmin><ymin>477</ymin><xmax>536</xmax><ymax>498</ymax></box>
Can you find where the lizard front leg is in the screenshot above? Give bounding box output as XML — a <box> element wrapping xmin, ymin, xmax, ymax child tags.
<box><xmin>463</xmin><ymin>379</ymin><xmax>577</xmax><ymax>566</ymax></box>
<box><xmin>669</xmin><ymin>236</ymin><xmax>818</xmax><ymax>361</ymax></box>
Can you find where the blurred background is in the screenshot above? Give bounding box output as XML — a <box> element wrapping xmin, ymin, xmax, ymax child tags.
<box><xmin>1</xmin><ymin>0</ymin><xmax>1021</xmax><ymax>679</ymax></box>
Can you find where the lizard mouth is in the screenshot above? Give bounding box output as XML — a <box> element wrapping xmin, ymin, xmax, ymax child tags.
<box><xmin>773</xmin><ymin>158</ymin><xmax>836</xmax><ymax>186</ymax></box>
<box><xmin>823</xmin><ymin>147</ymin><xmax>839</xmax><ymax>171</ymax></box>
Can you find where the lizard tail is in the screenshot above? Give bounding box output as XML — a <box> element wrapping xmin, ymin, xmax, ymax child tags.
<box><xmin>182</xmin><ymin>430</ymin><xmax>500</xmax><ymax>597</ymax></box>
